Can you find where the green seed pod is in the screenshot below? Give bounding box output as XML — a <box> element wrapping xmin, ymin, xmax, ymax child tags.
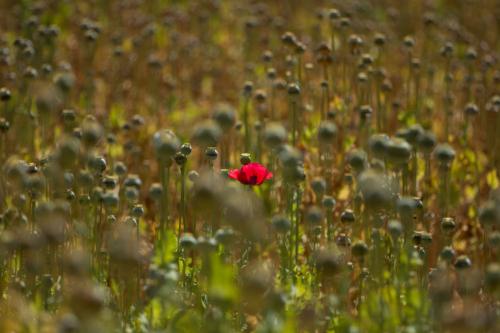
<box><xmin>213</xmin><ymin>103</ymin><xmax>236</xmax><ymax>131</ymax></box>
<box><xmin>358</xmin><ymin>170</ymin><xmax>391</xmax><ymax>210</ymax></box>
<box><xmin>179</xmin><ymin>233</ymin><xmax>197</xmax><ymax>250</ymax></box>
<box><xmin>440</xmin><ymin>217</ymin><xmax>456</xmax><ymax>234</ymax></box>
<box><xmin>0</xmin><ymin>87</ymin><xmax>11</xmax><ymax>101</ymax></box>
<box><xmin>433</xmin><ymin>143</ymin><xmax>455</xmax><ymax>167</ymax></box>
<box><xmin>368</xmin><ymin>134</ymin><xmax>389</xmax><ymax>159</ymax></box>
<box><xmin>388</xmin><ymin>220</ymin><xmax>403</xmax><ymax>239</ymax></box>
<box><xmin>153</xmin><ymin>129</ymin><xmax>181</xmax><ymax>162</ymax></box>
<box><xmin>180</xmin><ymin>143</ymin><xmax>192</xmax><ymax>156</ymax></box>
<box><xmin>336</xmin><ymin>233</ymin><xmax>351</xmax><ymax>247</ymax></box>
<box><xmin>340</xmin><ymin>209</ymin><xmax>355</xmax><ymax>224</ymax></box>
<box><xmin>188</xmin><ymin>170</ymin><xmax>199</xmax><ymax>182</ymax></box>
<box><xmin>347</xmin><ymin>149</ymin><xmax>367</xmax><ymax>173</ymax></box>
<box><xmin>417</xmin><ymin>130</ymin><xmax>436</xmax><ymax>154</ymax></box>
<box><xmin>264</xmin><ymin>123</ymin><xmax>287</xmax><ymax>149</ymax></box>
<box><xmin>403</xmin><ymin>35</ymin><xmax>415</xmax><ymax>48</ymax></box>
<box><xmin>464</xmin><ymin>103</ymin><xmax>479</xmax><ymax>116</ymax></box>
<box><xmin>205</xmin><ymin>147</ymin><xmax>218</xmax><ymax>161</ymax></box>
<box><xmin>374</xmin><ymin>33</ymin><xmax>386</xmax><ymax>46</ymax></box>
<box><xmin>81</xmin><ymin>119</ymin><xmax>103</xmax><ymax>147</ymax></box>
<box><xmin>478</xmin><ymin>201</ymin><xmax>498</xmax><ymax>227</ymax></box>
<box><xmin>306</xmin><ymin>206</ymin><xmax>323</xmax><ymax>225</ymax></box>
<box><xmin>485</xmin><ymin>263</ymin><xmax>500</xmax><ymax>290</ymax></box>
<box><xmin>242</xmin><ymin>81</ymin><xmax>253</xmax><ymax>97</ymax></box>
<box><xmin>191</xmin><ymin>121</ymin><xmax>222</xmax><ymax>147</ymax></box>
<box><xmin>102</xmin><ymin>192</ymin><xmax>119</xmax><ymax>208</ymax></box>
<box><xmin>240</xmin><ymin>153</ymin><xmax>252</xmax><ymax>165</ymax></box>
<box><xmin>454</xmin><ymin>255</ymin><xmax>471</xmax><ymax>270</ymax></box>
<box><xmin>214</xmin><ymin>228</ymin><xmax>236</xmax><ymax>246</ymax></box>
<box><xmin>174</xmin><ymin>152</ymin><xmax>187</xmax><ymax>166</ymax></box>
<box><xmin>440</xmin><ymin>246</ymin><xmax>455</xmax><ymax>262</ymax></box>
<box><xmin>102</xmin><ymin>176</ymin><xmax>117</xmax><ymax>190</ymax></box>
<box><xmin>196</xmin><ymin>236</ymin><xmax>217</xmax><ymax>253</ymax></box>
<box><xmin>123</xmin><ymin>174</ymin><xmax>142</xmax><ymax>188</ymax></box>
<box><xmin>317</xmin><ymin>121</ymin><xmax>337</xmax><ymax>145</ymax></box>
<box><xmin>385</xmin><ymin>138</ymin><xmax>411</xmax><ymax>165</ymax></box>
<box><xmin>114</xmin><ymin>162</ymin><xmax>127</xmax><ymax>176</ymax></box>
<box><xmin>148</xmin><ymin>183</ymin><xmax>163</xmax><ymax>200</ymax></box>
<box><xmin>271</xmin><ymin>214</ymin><xmax>291</xmax><ymax>233</ymax></box>
<box><xmin>311</xmin><ymin>177</ymin><xmax>326</xmax><ymax>197</ymax></box>
<box><xmin>351</xmin><ymin>240</ymin><xmax>368</xmax><ymax>258</ymax></box>
<box><xmin>314</xmin><ymin>249</ymin><xmax>342</xmax><ymax>275</ymax></box>
<box><xmin>131</xmin><ymin>204</ymin><xmax>144</xmax><ymax>218</ymax></box>
<box><xmin>322</xmin><ymin>196</ymin><xmax>336</xmax><ymax>210</ymax></box>
<box><xmin>0</xmin><ymin>118</ymin><xmax>10</xmax><ymax>133</ymax></box>
<box><xmin>287</xmin><ymin>83</ymin><xmax>300</xmax><ymax>96</ymax></box>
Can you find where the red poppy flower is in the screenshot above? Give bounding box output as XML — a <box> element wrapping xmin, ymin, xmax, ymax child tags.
<box><xmin>228</xmin><ymin>162</ymin><xmax>273</xmax><ymax>185</ymax></box>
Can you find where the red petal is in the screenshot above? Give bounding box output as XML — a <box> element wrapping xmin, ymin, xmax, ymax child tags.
<box><xmin>228</xmin><ymin>169</ymin><xmax>240</xmax><ymax>180</ymax></box>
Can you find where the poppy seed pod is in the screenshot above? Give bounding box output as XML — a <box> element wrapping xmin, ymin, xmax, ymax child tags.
<box><xmin>440</xmin><ymin>42</ymin><xmax>454</xmax><ymax>58</ymax></box>
<box><xmin>153</xmin><ymin>129</ymin><xmax>181</xmax><ymax>162</ymax></box>
<box><xmin>240</xmin><ymin>153</ymin><xmax>251</xmax><ymax>165</ymax></box>
<box><xmin>0</xmin><ymin>87</ymin><xmax>11</xmax><ymax>101</ymax></box>
<box><xmin>485</xmin><ymin>263</ymin><xmax>500</xmax><ymax>289</ymax></box>
<box><xmin>191</xmin><ymin>120</ymin><xmax>222</xmax><ymax>147</ymax></box>
<box><xmin>329</xmin><ymin>8</ymin><xmax>340</xmax><ymax>20</ymax></box>
<box><xmin>374</xmin><ymin>33</ymin><xmax>386</xmax><ymax>46</ymax></box>
<box><xmin>196</xmin><ymin>236</ymin><xmax>217</xmax><ymax>253</ymax></box>
<box><xmin>403</xmin><ymin>36</ymin><xmax>415</xmax><ymax>48</ymax></box>
<box><xmin>322</xmin><ymin>196</ymin><xmax>336</xmax><ymax>210</ymax></box>
<box><xmin>440</xmin><ymin>217</ymin><xmax>456</xmax><ymax>233</ymax></box>
<box><xmin>397</xmin><ymin>197</ymin><xmax>417</xmax><ymax>218</ymax></box>
<box><xmin>314</xmin><ymin>249</ymin><xmax>342</xmax><ymax>275</ymax></box>
<box><xmin>56</xmin><ymin>137</ymin><xmax>80</xmax><ymax>169</ymax></box>
<box><xmin>385</xmin><ymin>138</ymin><xmax>411</xmax><ymax>165</ymax></box>
<box><xmin>179</xmin><ymin>233</ymin><xmax>197</xmax><ymax>250</ymax></box>
<box><xmin>417</xmin><ymin>130</ymin><xmax>436</xmax><ymax>154</ymax></box>
<box><xmin>205</xmin><ymin>147</ymin><xmax>218</xmax><ymax>161</ymax></box>
<box><xmin>317</xmin><ymin>121</ymin><xmax>337</xmax><ymax>145</ymax></box>
<box><xmin>351</xmin><ymin>240</ymin><xmax>368</xmax><ymax>258</ymax></box>
<box><xmin>214</xmin><ymin>228</ymin><xmax>236</xmax><ymax>246</ymax></box>
<box><xmin>281</xmin><ymin>31</ymin><xmax>297</xmax><ymax>46</ymax></box>
<box><xmin>213</xmin><ymin>103</ymin><xmax>236</xmax><ymax>130</ymax></box>
<box><xmin>336</xmin><ymin>233</ymin><xmax>351</xmax><ymax>247</ymax></box>
<box><xmin>340</xmin><ymin>209</ymin><xmax>355</xmax><ymax>224</ymax></box>
<box><xmin>306</xmin><ymin>206</ymin><xmax>323</xmax><ymax>225</ymax></box>
<box><xmin>454</xmin><ymin>255</ymin><xmax>471</xmax><ymax>270</ymax></box>
<box><xmin>399</xmin><ymin>124</ymin><xmax>423</xmax><ymax>146</ymax></box>
<box><xmin>243</xmin><ymin>81</ymin><xmax>253</xmax><ymax>97</ymax></box>
<box><xmin>368</xmin><ymin>134</ymin><xmax>389</xmax><ymax>159</ymax></box>
<box><xmin>440</xmin><ymin>246</ymin><xmax>456</xmax><ymax>262</ymax></box>
<box><xmin>114</xmin><ymin>161</ymin><xmax>127</xmax><ymax>176</ymax></box>
<box><xmin>188</xmin><ymin>170</ymin><xmax>199</xmax><ymax>182</ymax></box>
<box><xmin>311</xmin><ymin>177</ymin><xmax>326</xmax><ymax>197</ymax></box>
<box><xmin>148</xmin><ymin>183</ymin><xmax>163</xmax><ymax>200</ymax></box>
<box><xmin>81</xmin><ymin>120</ymin><xmax>103</xmax><ymax>147</ymax></box>
<box><xmin>180</xmin><ymin>143</ymin><xmax>192</xmax><ymax>156</ymax></box>
<box><xmin>123</xmin><ymin>174</ymin><xmax>142</xmax><ymax>188</ymax></box>
<box><xmin>0</xmin><ymin>118</ymin><xmax>10</xmax><ymax>133</ymax></box>
<box><xmin>358</xmin><ymin>170</ymin><xmax>391</xmax><ymax>210</ymax></box>
<box><xmin>388</xmin><ymin>220</ymin><xmax>403</xmax><ymax>239</ymax></box>
<box><xmin>263</xmin><ymin>123</ymin><xmax>287</xmax><ymax>149</ymax></box>
<box><xmin>174</xmin><ymin>152</ymin><xmax>187</xmax><ymax>166</ymax></box>
<box><xmin>433</xmin><ymin>143</ymin><xmax>455</xmax><ymax>167</ymax></box>
<box><xmin>271</xmin><ymin>214</ymin><xmax>291</xmax><ymax>233</ymax></box>
<box><xmin>287</xmin><ymin>83</ymin><xmax>300</xmax><ymax>96</ymax></box>
<box><xmin>347</xmin><ymin>149</ymin><xmax>367</xmax><ymax>173</ymax></box>
<box><xmin>464</xmin><ymin>103</ymin><xmax>479</xmax><ymax>116</ymax></box>
<box><xmin>478</xmin><ymin>200</ymin><xmax>499</xmax><ymax>227</ymax></box>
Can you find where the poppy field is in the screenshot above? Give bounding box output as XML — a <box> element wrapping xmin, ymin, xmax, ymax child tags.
<box><xmin>0</xmin><ymin>0</ymin><xmax>499</xmax><ymax>332</ymax></box>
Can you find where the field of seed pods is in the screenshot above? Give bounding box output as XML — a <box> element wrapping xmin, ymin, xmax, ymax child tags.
<box><xmin>0</xmin><ymin>0</ymin><xmax>499</xmax><ymax>332</ymax></box>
